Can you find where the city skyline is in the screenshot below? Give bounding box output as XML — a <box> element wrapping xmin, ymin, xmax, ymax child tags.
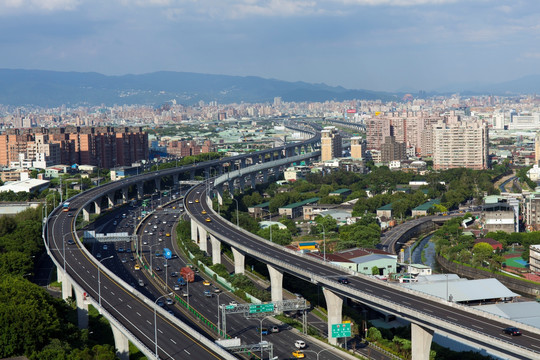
<box><xmin>2</xmin><ymin>1</ymin><xmax>540</xmax><ymax>92</ymax></box>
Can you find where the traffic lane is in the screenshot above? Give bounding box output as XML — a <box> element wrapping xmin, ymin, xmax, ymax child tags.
<box><xmin>188</xmin><ymin>189</ymin><xmax>540</xmax><ymax>354</ymax></box>
<box><xmin>51</xmin><ymin>213</ymin><xmax>230</xmax><ymax>359</ymax></box>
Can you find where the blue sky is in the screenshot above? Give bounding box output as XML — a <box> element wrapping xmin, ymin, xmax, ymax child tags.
<box><xmin>1</xmin><ymin>0</ymin><xmax>540</xmax><ymax>92</ymax></box>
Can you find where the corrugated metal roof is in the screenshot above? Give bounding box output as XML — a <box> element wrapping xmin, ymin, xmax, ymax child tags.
<box><xmin>407</xmin><ymin>278</ymin><xmax>519</xmax><ymax>302</ymax></box>
<box><xmin>472</xmin><ymin>302</ymin><xmax>540</xmax><ymax>329</ymax></box>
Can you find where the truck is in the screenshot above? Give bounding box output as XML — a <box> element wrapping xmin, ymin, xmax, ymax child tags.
<box><xmin>180</xmin><ymin>266</ymin><xmax>195</xmax><ymax>283</ymax></box>
<box><xmin>163</xmin><ymin>248</ymin><xmax>172</xmax><ymax>260</ymax></box>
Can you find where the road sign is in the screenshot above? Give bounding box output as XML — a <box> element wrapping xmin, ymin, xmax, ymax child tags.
<box><xmin>249</xmin><ymin>303</ymin><xmax>274</xmax><ymax>314</ymax></box>
<box><xmin>225</xmin><ymin>305</ymin><xmax>236</xmax><ymax>310</ymax></box>
<box><xmin>331</xmin><ymin>323</ymin><xmax>351</xmax><ymax>338</ymax></box>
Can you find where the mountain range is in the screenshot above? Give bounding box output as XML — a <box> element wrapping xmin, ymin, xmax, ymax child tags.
<box><xmin>1</xmin><ymin>69</ymin><xmax>540</xmax><ymax>108</ymax></box>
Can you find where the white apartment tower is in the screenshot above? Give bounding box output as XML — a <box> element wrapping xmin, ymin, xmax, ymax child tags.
<box><xmin>321</xmin><ymin>126</ymin><xmax>342</xmax><ymax>161</ymax></box>
<box><xmin>432</xmin><ymin>120</ymin><xmax>489</xmax><ymax>170</ymax></box>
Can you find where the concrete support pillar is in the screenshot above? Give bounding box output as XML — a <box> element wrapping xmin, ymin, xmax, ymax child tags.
<box><xmin>240</xmin><ymin>158</ymin><xmax>246</xmax><ymax>169</ymax></box>
<box><xmin>107</xmin><ymin>192</ymin><xmax>115</xmax><ymax>207</ymax></box>
<box><xmin>154</xmin><ymin>178</ymin><xmax>161</xmax><ymax>191</ymax></box>
<box><xmin>190</xmin><ymin>170</ymin><xmax>195</xmax><ymax>180</ymax></box>
<box><xmin>198</xmin><ymin>225</ymin><xmax>208</xmax><ymax>253</ymax></box>
<box><xmin>267</xmin><ymin>264</ymin><xmax>283</xmax><ymax>303</ymax></box>
<box><xmin>94</xmin><ymin>201</ymin><xmax>101</xmax><ymax>215</ymax></box>
<box><xmin>323</xmin><ymin>288</ymin><xmax>343</xmax><ymax>346</ymax></box>
<box><xmin>191</xmin><ymin>220</ymin><xmax>198</xmax><ymax>242</ymax></box>
<box><xmin>411</xmin><ymin>323</ymin><xmax>434</xmax><ymax>360</ymax></box>
<box><xmin>210</xmin><ymin>235</ymin><xmax>221</xmax><ymax>265</ymax></box>
<box><xmin>216</xmin><ymin>185</ymin><xmax>224</xmax><ymax>205</ymax></box>
<box><xmin>111</xmin><ymin>323</ymin><xmax>130</xmax><ymax>360</ymax></box>
<box><xmin>239</xmin><ymin>177</ymin><xmax>245</xmax><ymax>192</ymax></box>
<box><xmin>273</xmin><ymin>167</ymin><xmax>280</xmax><ymax>178</ymax></box>
<box><xmin>250</xmin><ymin>173</ymin><xmax>257</xmax><ymax>189</ymax></box>
<box><xmin>173</xmin><ymin>173</ymin><xmax>179</xmax><ymax>186</ymax></box>
<box><xmin>218</xmin><ymin>165</ymin><xmax>223</xmax><ymax>175</ymax></box>
<box><xmin>262</xmin><ymin>169</ymin><xmax>268</xmax><ymax>183</ymax></box>
<box><xmin>82</xmin><ymin>207</ymin><xmax>90</xmax><ymax>222</ymax></box>
<box><xmin>137</xmin><ymin>182</ymin><xmax>144</xmax><ymax>200</ymax></box>
<box><xmin>205</xmin><ymin>167</ymin><xmax>210</xmax><ymax>179</ymax></box>
<box><xmin>122</xmin><ymin>187</ymin><xmax>128</xmax><ymax>204</ymax></box>
<box><xmin>61</xmin><ymin>270</ymin><xmax>72</xmax><ymax>300</ymax></box>
<box><xmin>74</xmin><ymin>287</ymin><xmax>89</xmax><ymax>329</ymax></box>
<box><xmin>231</xmin><ymin>247</ymin><xmax>245</xmax><ymax>274</ymax></box>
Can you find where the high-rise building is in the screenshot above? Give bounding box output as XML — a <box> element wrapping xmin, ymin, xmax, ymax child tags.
<box><xmin>350</xmin><ymin>137</ymin><xmax>365</xmax><ymax>159</ymax></box>
<box><xmin>381</xmin><ymin>136</ymin><xmax>407</xmax><ymax>163</ymax></box>
<box><xmin>432</xmin><ymin>120</ymin><xmax>489</xmax><ymax>170</ymax></box>
<box><xmin>321</xmin><ymin>126</ymin><xmax>342</xmax><ymax>161</ymax></box>
<box><xmin>366</xmin><ymin>117</ymin><xmax>391</xmax><ymax>150</ymax></box>
<box><xmin>535</xmin><ymin>132</ymin><xmax>540</xmax><ymax>165</ymax></box>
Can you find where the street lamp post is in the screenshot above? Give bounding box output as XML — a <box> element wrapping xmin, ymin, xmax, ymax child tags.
<box><xmin>303</xmin><ymin>347</ymin><xmax>335</xmax><ymax>360</ymax></box>
<box><xmin>263</xmin><ymin>209</ymin><xmax>272</xmax><ymax>243</ymax></box>
<box><xmin>216</xmin><ymin>290</ymin><xmax>232</xmax><ymax>337</ymax></box>
<box><xmin>319</xmin><ymin>223</ymin><xmax>326</xmax><ymax>262</ymax></box>
<box><xmin>98</xmin><ymin>255</ymin><xmax>114</xmax><ymax>308</ymax></box>
<box><xmin>143</xmin><ymin>243</ymin><xmax>160</xmax><ymax>276</ymax></box>
<box><xmin>231</xmin><ymin>198</ymin><xmax>239</xmax><ymax>228</ymax></box>
<box><xmin>154</xmin><ymin>292</ymin><xmax>173</xmax><ymax>359</ymax></box>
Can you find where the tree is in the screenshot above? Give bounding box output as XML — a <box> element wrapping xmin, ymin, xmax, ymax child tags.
<box><xmin>366</xmin><ymin>327</ymin><xmax>382</xmax><ymax>342</ymax></box>
<box><xmin>371</xmin><ymin>266</ymin><xmax>379</xmax><ymax>275</ymax></box>
<box><xmin>472</xmin><ymin>242</ymin><xmax>494</xmax><ymax>267</ymax></box>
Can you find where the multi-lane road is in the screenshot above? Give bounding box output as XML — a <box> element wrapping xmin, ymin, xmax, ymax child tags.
<box><xmin>185</xmin><ymin>183</ymin><xmax>540</xmax><ymax>360</ymax></box>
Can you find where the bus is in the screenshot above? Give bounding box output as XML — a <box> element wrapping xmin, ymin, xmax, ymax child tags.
<box><xmin>62</xmin><ymin>202</ymin><xmax>70</xmax><ymax>212</ymax></box>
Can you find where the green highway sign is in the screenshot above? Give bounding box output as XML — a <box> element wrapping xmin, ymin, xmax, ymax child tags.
<box><xmin>331</xmin><ymin>323</ymin><xmax>351</xmax><ymax>338</ymax></box>
<box><xmin>225</xmin><ymin>305</ymin><xmax>236</xmax><ymax>310</ymax></box>
<box><xmin>249</xmin><ymin>303</ymin><xmax>275</xmax><ymax>314</ymax></box>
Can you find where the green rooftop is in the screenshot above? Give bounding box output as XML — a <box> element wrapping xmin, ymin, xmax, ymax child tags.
<box><xmin>377</xmin><ymin>203</ymin><xmax>393</xmax><ymax>211</ymax></box>
<box><xmin>282</xmin><ymin>197</ymin><xmax>320</xmax><ymax>209</ymax></box>
<box><xmin>251</xmin><ymin>201</ymin><xmax>270</xmax><ymax>208</ymax></box>
<box><xmin>412</xmin><ymin>199</ymin><xmax>440</xmax><ymax>211</ymax></box>
<box><xmin>330</xmin><ymin>188</ymin><xmax>351</xmax><ymax>195</ymax></box>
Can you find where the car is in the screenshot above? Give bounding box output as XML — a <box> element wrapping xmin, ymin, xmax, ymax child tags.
<box><xmin>270</xmin><ymin>326</ymin><xmax>279</xmax><ymax>333</ymax></box>
<box><xmin>201</xmin><ymin>210</ymin><xmax>207</xmax><ymax>215</ymax></box>
<box><xmin>292</xmin><ymin>350</ymin><xmax>305</xmax><ymax>358</ymax></box>
<box><xmin>163</xmin><ymin>221</ymin><xmax>167</xmax><ymax>224</ymax></box>
<box><xmin>143</xmin><ymin>240</ymin><xmax>148</xmax><ymax>245</ymax></box>
<box><xmin>206</xmin><ymin>218</ymin><xmax>211</xmax><ymax>222</ymax></box>
<box><xmin>204</xmin><ymin>290</ymin><xmax>213</xmax><ymax>297</ymax></box>
<box><xmin>138</xmin><ymin>279</ymin><xmax>145</xmax><ymax>287</ymax></box>
<box><xmin>338</xmin><ymin>277</ymin><xmax>349</xmax><ymax>284</ymax></box>
<box><xmin>117</xmin><ymin>247</ymin><xmax>124</xmax><ymax>253</ymax></box>
<box><xmin>213</xmin><ymin>287</ymin><xmax>221</xmax><ymax>293</ymax></box>
<box><xmin>229</xmin><ymin>301</ymin><xmax>238</xmax><ymax>306</ymax></box>
<box><xmin>502</xmin><ymin>327</ymin><xmax>521</xmax><ymax>336</ymax></box>
<box><xmin>155</xmin><ymin>251</ymin><xmax>162</xmax><ymax>257</ymax></box>
<box><xmin>121</xmin><ymin>258</ymin><xmax>127</xmax><ymax>263</ymax></box>
<box><xmin>154</xmin><ymin>266</ymin><xmax>162</xmax><ymax>272</ymax></box>
<box><xmin>102</xmin><ymin>244</ymin><xmax>108</xmax><ymax>250</ymax></box>
<box><xmin>182</xmin><ymin>292</ymin><xmax>189</xmax><ymax>297</ymax></box>
<box><xmin>188</xmin><ymin>200</ymin><xmax>193</xmax><ymax>204</ymax></box>
<box><xmin>96</xmin><ymin>253</ymin><xmax>102</xmax><ymax>259</ymax></box>
<box><xmin>195</xmin><ymin>199</ymin><xmax>199</xmax><ymax>203</ymax></box>
<box><xmin>148</xmin><ymin>232</ymin><xmax>153</xmax><ymax>236</ymax></box>
<box><xmin>260</xmin><ymin>328</ymin><xmax>269</xmax><ymax>335</ymax></box>
<box><xmin>166</xmin><ymin>233</ymin><xmax>171</xmax><ymax>237</ymax></box>
<box><xmin>295</xmin><ymin>340</ymin><xmax>306</xmax><ymax>349</ymax></box>
<box><xmin>134</xmin><ymin>264</ymin><xmax>141</xmax><ymax>270</ymax></box>
<box><xmin>170</xmin><ymin>272</ymin><xmax>178</xmax><ymax>277</ymax></box>
<box><xmin>126</xmin><ymin>249</ymin><xmax>132</xmax><ymax>253</ymax></box>
<box><xmin>130</xmin><ymin>256</ymin><xmax>135</xmax><ymax>261</ymax></box>
<box><xmin>177</xmin><ymin>277</ymin><xmax>186</xmax><ymax>285</ymax></box>
<box><xmin>67</xmin><ymin>239</ymin><xmax>75</xmax><ymax>245</ymax></box>
<box><xmin>173</xmin><ymin>284</ymin><xmax>180</xmax><ymax>291</ymax></box>
<box><xmin>163</xmin><ymin>262</ymin><xmax>169</xmax><ymax>267</ymax></box>
<box><xmin>158</xmin><ymin>238</ymin><xmax>163</xmax><ymax>242</ymax></box>
<box><xmin>203</xmin><ymin>280</ymin><xmax>211</xmax><ymax>286</ymax></box>
<box><xmin>166</xmin><ymin>298</ymin><xmax>174</xmax><ymax>305</ymax></box>
<box><xmin>156</xmin><ymin>300</ymin><xmax>164</xmax><ymax>307</ymax></box>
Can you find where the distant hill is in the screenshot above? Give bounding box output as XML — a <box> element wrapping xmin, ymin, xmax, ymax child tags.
<box><xmin>0</xmin><ymin>69</ymin><xmax>396</xmax><ymax>107</ymax></box>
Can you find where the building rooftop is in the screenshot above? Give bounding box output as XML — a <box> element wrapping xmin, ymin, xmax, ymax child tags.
<box><xmin>377</xmin><ymin>203</ymin><xmax>393</xmax><ymax>211</ymax></box>
<box><xmin>281</xmin><ymin>197</ymin><xmax>320</xmax><ymax>209</ymax></box>
<box><xmin>251</xmin><ymin>201</ymin><xmax>270</xmax><ymax>208</ymax></box>
<box><xmin>329</xmin><ymin>188</ymin><xmax>351</xmax><ymax>195</ymax></box>
<box><xmin>412</xmin><ymin>199</ymin><xmax>440</xmax><ymax>211</ymax></box>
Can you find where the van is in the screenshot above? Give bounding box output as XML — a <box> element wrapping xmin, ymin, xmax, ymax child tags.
<box><xmin>138</xmin><ymin>279</ymin><xmax>144</xmax><ymax>287</ymax></box>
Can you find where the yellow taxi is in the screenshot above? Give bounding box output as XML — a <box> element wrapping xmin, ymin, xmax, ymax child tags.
<box><xmin>292</xmin><ymin>351</ymin><xmax>305</xmax><ymax>358</ymax></box>
<box><xmin>206</xmin><ymin>218</ymin><xmax>211</xmax><ymax>222</ymax></box>
<box><xmin>203</xmin><ymin>280</ymin><xmax>211</xmax><ymax>286</ymax></box>
<box><xmin>134</xmin><ymin>264</ymin><xmax>141</xmax><ymax>270</ymax></box>
<box><xmin>201</xmin><ymin>210</ymin><xmax>207</xmax><ymax>215</ymax></box>
<box><xmin>166</xmin><ymin>233</ymin><xmax>171</xmax><ymax>237</ymax></box>
<box><xmin>195</xmin><ymin>199</ymin><xmax>199</xmax><ymax>203</ymax></box>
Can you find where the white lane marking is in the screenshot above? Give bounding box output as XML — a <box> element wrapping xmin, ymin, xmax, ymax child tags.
<box><xmin>118</xmin><ymin>297</ymin><xmax>122</xmax><ymax>302</ymax></box>
<box><xmin>424</xmin><ymin>308</ymin><xmax>433</xmax><ymax>313</ymax></box>
<box><xmin>402</xmin><ymin>301</ymin><xmax>411</xmax><ymax>305</ymax></box>
<box><xmin>127</xmin><ymin>304</ymin><xmax>132</xmax><ymax>309</ymax></box>
<box><xmin>184</xmin><ymin>350</ymin><xmax>191</xmax><ymax>355</ymax></box>
<box><xmin>447</xmin><ymin>316</ymin><xmax>458</xmax><ymax>321</ymax></box>
<box><xmin>136</xmin><ymin>312</ymin><xmax>142</xmax><ymax>317</ymax></box>
<box><xmin>158</xmin><ymin>329</ymin><xmax>163</xmax><ymax>334</ymax></box>
<box><xmin>472</xmin><ymin>324</ymin><xmax>483</xmax><ymax>330</ymax></box>
<box><xmin>111</xmin><ymin>291</ymin><xmax>115</xmax><ymax>295</ymax></box>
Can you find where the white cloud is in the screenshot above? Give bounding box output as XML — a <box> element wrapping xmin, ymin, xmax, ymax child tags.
<box><xmin>0</xmin><ymin>0</ymin><xmax>80</xmax><ymax>12</ymax></box>
<box><xmin>334</xmin><ymin>0</ymin><xmax>460</xmax><ymax>5</ymax></box>
<box><xmin>230</xmin><ymin>0</ymin><xmax>319</xmax><ymax>18</ymax></box>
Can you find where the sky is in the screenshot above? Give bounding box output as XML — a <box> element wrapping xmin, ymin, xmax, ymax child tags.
<box><xmin>1</xmin><ymin>0</ymin><xmax>540</xmax><ymax>92</ymax></box>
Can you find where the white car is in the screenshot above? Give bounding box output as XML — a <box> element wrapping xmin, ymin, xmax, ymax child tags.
<box><xmin>295</xmin><ymin>340</ymin><xmax>306</xmax><ymax>349</ymax></box>
<box><xmin>188</xmin><ymin>200</ymin><xmax>193</xmax><ymax>204</ymax></box>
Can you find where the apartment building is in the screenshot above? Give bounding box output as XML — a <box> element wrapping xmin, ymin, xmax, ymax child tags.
<box><xmin>530</xmin><ymin>245</ymin><xmax>540</xmax><ymax>274</ymax></box>
<box><xmin>321</xmin><ymin>126</ymin><xmax>342</xmax><ymax>161</ymax></box>
<box><xmin>350</xmin><ymin>136</ymin><xmax>365</xmax><ymax>160</ymax></box>
<box><xmin>432</xmin><ymin>120</ymin><xmax>489</xmax><ymax>170</ymax></box>
<box><xmin>381</xmin><ymin>136</ymin><xmax>407</xmax><ymax>163</ymax></box>
<box><xmin>0</xmin><ymin>127</ymin><xmax>148</xmax><ymax>168</ymax></box>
